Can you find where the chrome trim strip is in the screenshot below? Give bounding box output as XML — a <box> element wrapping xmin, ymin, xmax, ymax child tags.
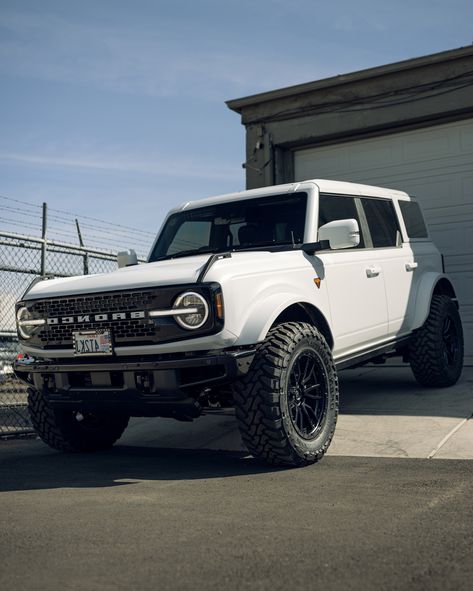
<box><xmin>18</xmin><ymin>319</ymin><xmax>46</xmax><ymax>327</ymax></box>
<box><xmin>149</xmin><ymin>307</ymin><xmax>199</xmax><ymax>317</ymax></box>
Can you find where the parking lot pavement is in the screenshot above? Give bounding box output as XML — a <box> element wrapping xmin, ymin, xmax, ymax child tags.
<box><xmin>330</xmin><ymin>365</ymin><xmax>473</xmax><ymax>459</ymax></box>
<box><xmin>119</xmin><ymin>365</ymin><xmax>473</xmax><ymax>460</ymax></box>
<box><xmin>1</xmin><ymin>439</ymin><xmax>473</xmax><ymax>591</ymax></box>
<box><xmin>1</xmin><ymin>366</ymin><xmax>472</xmax><ymax>590</ymax></box>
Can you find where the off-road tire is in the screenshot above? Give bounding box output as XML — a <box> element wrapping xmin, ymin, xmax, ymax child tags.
<box><xmin>27</xmin><ymin>388</ymin><xmax>129</xmax><ymax>452</ymax></box>
<box><xmin>409</xmin><ymin>295</ymin><xmax>463</xmax><ymax>387</ymax></box>
<box><xmin>232</xmin><ymin>322</ymin><xmax>339</xmax><ymax>467</ymax></box>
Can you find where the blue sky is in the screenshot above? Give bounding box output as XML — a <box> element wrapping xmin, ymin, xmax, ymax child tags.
<box><xmin>1</xmin><ymin>0</ymin><xmax>473</xmax><ymax>239</ymax></box>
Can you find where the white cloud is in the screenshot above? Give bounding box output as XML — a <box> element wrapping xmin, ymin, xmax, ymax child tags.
<box><xmin>0</xmin><ymin>150</ymin><xmax>242</xmax><ymax>182</ymax></box>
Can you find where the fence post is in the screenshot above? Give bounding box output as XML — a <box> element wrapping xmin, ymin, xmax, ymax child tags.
<box><xmin>75</xmin><ymin>219</ymin><xmax>89</xmax><ymax>275</ymax></box>
<box><xmin>40</xmin><ymin>202</ymin><xmax>47</xmax><ymax>277</ymax></box>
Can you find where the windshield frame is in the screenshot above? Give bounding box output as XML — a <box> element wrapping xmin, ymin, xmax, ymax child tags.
<box><xmin>148</xmin><ymin>191</ymin><xmax>311</xmax><ymax>262</ymax></box>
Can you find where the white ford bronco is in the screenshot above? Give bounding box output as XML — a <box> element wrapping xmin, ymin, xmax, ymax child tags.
<box><xmin>14</xmin><ymin>180</ymin><xmax>463</xmax><ymax>466</ymax></box>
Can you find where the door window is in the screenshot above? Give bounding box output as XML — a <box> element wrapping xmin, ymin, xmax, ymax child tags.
<box><xmin>318</xmin><ymin>194</ymin><xmax>365</xmax><ymax>248</ymax></box>
<box><xmin>360</xmin><ymin>198</ymin><xmax>400</xmax><ymax>248</ymax></box>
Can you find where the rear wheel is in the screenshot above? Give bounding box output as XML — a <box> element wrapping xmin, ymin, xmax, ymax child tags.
<box><xmin>409</xmin><ymin>295</ymin><xmax>463</xmax><ymax>387</ymax></box>
<box><xmin>27</xmin><ymin>388</ymin><xmax>129</xmax><ymax>452</ymax></box>
<box><xmin>232</xmin><ymin>322</ymin><xmax>339</xmax><ymax>467</ymax></box>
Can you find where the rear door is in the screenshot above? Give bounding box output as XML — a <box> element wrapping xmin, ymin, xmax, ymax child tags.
<box><xmin>359</xmin><ymin>196</ymin><xmax>417</xmax><ymax>337</ymax></box>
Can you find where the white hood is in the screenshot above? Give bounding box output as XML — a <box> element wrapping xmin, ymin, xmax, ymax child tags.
<box><xmin>23</xmin><ymin>250</ymin><xmax>308</xmax><ymax>301</ymax></box>
<box><xmin>24</xmin><ymin>255</ymin><xmax>211</xmax><ymax>300</ymax></box>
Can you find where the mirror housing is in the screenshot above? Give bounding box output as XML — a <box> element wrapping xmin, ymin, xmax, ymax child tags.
<box><xmin>117</xmin><ymin>249</ymin><xmax>138</xmax><ymax>268</ymax></box>
<box><xmin>318</xmin><ymin>219</ymin><xmax>360</xmax><ymax>250</ymax></box>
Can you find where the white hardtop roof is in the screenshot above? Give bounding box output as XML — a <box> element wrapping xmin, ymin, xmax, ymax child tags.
<box><xmin>173</xmin><ymin>179</ymin><xmax>410</xmax><ymax>212</ymax></box>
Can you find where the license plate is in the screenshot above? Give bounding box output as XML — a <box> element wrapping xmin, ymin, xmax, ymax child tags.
<box><xmin>73</xmin><ymin>330</ymin><xmax>113</xmax><ymax>356</ymax></box>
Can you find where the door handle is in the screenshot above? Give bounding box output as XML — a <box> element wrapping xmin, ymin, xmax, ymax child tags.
<box><xmin>366</xmin><ymin>266</ymin><xmax>382</xmax><ymax>278</ymax></box>
<box><xmin>405</xmin><ymin>262</ymin><xmax>418</xmax><ymax>272</ymax></box>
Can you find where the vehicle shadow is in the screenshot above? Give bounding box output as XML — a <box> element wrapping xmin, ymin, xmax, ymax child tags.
<box><xmin>338</xmin><ymin>365</ymin><xmax>473</xmax><ymax>418</ymax></box>
<box><xmin>0</xmin><ymin>442</ymin><xmax>288</xmax><ymax>493</ymax></box>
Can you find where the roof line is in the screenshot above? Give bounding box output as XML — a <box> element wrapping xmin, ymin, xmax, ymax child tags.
<box><xmin>226</xmin><ymin>45</ymin><xmax>473</xmax><ymax>113</ymax></box>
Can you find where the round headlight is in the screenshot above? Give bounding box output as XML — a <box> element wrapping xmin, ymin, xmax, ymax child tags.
<box><xmin>16</xmin><ymin>307</ymin><xmax>35</xmax><ymax>339</ymax></box>
<box><xmin>173</xmin><ymin>292</ymin><xmax>209</xmax><ymax>330</ymax></box>
<box><xmin>16</xmin><ymin>306</ymin><xmax>45</xmax><ymax>339</ymax></box>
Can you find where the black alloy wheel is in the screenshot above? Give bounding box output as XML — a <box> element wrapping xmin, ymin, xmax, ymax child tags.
<box><xmin>287</xmin><ymin>350</ymin><xmax>328</xmax><ymax>439</ymax></box>
<box><xmin>409</xmin><ymin>294</ymin><xmax>463</xmax><ymax>387</ymax></box>
<box><xmin>442</xmin><ymin>315</ymin><xmax>460</xmax><ymax>367</ymax></box>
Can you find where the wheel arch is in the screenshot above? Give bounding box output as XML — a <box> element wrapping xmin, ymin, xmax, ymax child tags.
<box><xmin>270</xmin><ymin>303</ymin><xmax>334</xmax><ymax>349</ymax></box>
<box><xmin>232</xmin><ymin>294</ymin><xmax>333</xmax><ymax>349</ymax></box>
<box><xmin>412</xmin><ymin>273</ymin><xmax>458</xmax><ymax>330</ymax></box>
<box><xmin>433</xmin><ymin>277</ymin><xmax>458</xmax><ymax>303</ymax></box>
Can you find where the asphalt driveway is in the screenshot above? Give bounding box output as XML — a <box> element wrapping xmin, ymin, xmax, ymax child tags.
<box><xmin>1</xmin><ymin>365</ymin><xmax>472</xmax><ymax>590</ymax></box>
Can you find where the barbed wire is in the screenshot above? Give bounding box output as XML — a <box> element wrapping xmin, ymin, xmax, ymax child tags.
<box><xmin>0</xmin><ymin>194</ymin><xmax>42</xmax><ymax>209</ymax></box>
<box><xmin>0</xmin><ymin>194</ymin><xmax>154</xmax><ymax>257</ymax></box>
<box><xmin>0</xmin><ymin>194</ymin><xmax>155</xmax><ymax>235</ymax></box>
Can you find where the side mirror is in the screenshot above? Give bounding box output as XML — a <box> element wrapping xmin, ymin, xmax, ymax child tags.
<box><xmin>117</xmin><ymin>249</ymin><xmax>138</xmax><ymax>268</ymax></box>
<box><xmin>318</xmin><ymin>219</ymin><xmax>360</xmax><ymax>250</ymax></box>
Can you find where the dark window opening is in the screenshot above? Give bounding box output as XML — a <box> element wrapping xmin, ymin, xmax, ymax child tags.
<box><xmin>361</xmin><ymin>198</ymin><xmax>401</xmax><ymax>248</ymax></box>
<box><xmin>150</xmin><ymin>193</ymin><xmax>307</xmax><ymax>261</ymax></box>
<box><xmin>399</xmin><ymin>200</ymin><xmax>428</xmax><ymax>238</ymax></box>
<box><xmin>318</xmin><ymin>194</ymin><xmax>365</xmax><ymax>249</ymax></box>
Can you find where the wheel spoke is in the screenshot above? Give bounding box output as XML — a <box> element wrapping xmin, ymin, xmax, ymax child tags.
<box><xmin>440</xmin><ymin>314</ymin><xmax>458</xmax><ymax>365</ymax></box>
<box><xmin>443</xmin><ymin>317</ymin><xmax>451</xmax><ymax>338</ymax></box>
<box><xmin>302</xmin><ymin>357</ymin><xmax>312</xmax><ymax>384</ymax></box>
<box><xmin>304</xmin><ymin>383</ymin><xmax>320</xmax><ymax>394</ymax></box>
<box><xmin>300</xmin><ymin>404</ymin><xmax>315</xmax><ymax>432</ymax></box>
<box><xmin>293</xmin><ymin>360</ymin><xmax>302</xmax><ymax>383</ymax></box>
<box><xmin>302</xmin><ymin>402</ymin><xmax>317</xmax><ymax>422</ymax></box>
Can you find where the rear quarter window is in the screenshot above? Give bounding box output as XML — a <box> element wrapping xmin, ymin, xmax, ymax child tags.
<box><xmin>399</xmin><ymin>201</ymin><xmax>428</xmax><ymax>238</ymax></box>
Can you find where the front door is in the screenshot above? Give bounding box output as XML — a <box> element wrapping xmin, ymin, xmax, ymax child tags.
<box><xmin>317</xmin><ymin>193</ymin><xmax>388</xmax><ymax>358</ymax></box>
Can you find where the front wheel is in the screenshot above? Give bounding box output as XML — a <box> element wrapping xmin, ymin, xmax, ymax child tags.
<box><xmin>27</xmin><ymin>388</ymin><xmax>130</xmax><ymax>452</ymax></box>
<box><xmin>409</xmin><ymin>294</ymin><xmax>463</xmax><ymax>387</ymax></box>
<box><xmin>232</xmin><ymin>322</ymin><xmax>339</xmax><ymax>467</ymax></box>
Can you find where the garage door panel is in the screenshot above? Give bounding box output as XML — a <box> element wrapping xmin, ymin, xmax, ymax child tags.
<box><xmin>447</xmin><ymin>270</ymin><xmax>473</xmax><ymax>305</ymax></box>
<box><xmin>460</xmin><ymin>122</ymin><xmax>473</xmax><ymax>150</ymax></box>
<box><xmin>400</xmin><ymin>177</ymin><xmax>455</xmax><ymax>209</ymax></box>
<box><xmin>349</xmin><ymin>139</ymin><xmax>402</xmax><ymax>169</ymax></box>
<box><xmin>402</xmin><ymin>127</ymin><xmax>456</xmax><ymax>161</ymax></box>
<box><xmin>461</xmin><ymin>173</ymin><xmax>473</xmax><ymax>201</ymax></box>
<box><xmin>429</xmin><ymin>224</ymin><xmax>473</xmax><ymax>256</ymax></box>
<box><xmin>294</xmin><ymin>117</ymin><xmax>473</xmax><ymax>355</ymax></box>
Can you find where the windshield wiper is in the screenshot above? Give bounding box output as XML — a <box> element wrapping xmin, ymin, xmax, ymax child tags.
<box><xmin>153</xmin><ymin>242</ymin><xmax>299</xmax><ymax>263</ymax></box>
<box><xmin>153</xmin><ymin>248</ymin><xmax>221</xmax><ymax>262</ymax></box>
<box><xmin>231</xmin><ymin>241</ymin><xmax>298</xmax><ymax>253</ymax></box>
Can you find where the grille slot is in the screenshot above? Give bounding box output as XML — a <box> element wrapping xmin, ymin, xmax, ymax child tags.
<box><xmin>31</xmin><ymin>291</ymin><xmax>160</xmax><ymax>347</ymax></box>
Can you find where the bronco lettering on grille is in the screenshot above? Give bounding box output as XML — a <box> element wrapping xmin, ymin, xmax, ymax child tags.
<box><xmin>46</xmin><ymin>311</ymin><xmax>146</xmax><ymax>325</ymax></box>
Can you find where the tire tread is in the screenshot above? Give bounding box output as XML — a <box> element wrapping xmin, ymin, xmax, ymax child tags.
<box><xmin>233</xmin><ymin>322</ymin><xmax>339</xmax><ymax>467</ymax></box>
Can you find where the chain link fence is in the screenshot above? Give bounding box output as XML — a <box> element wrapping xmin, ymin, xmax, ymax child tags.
<box><xmin>0</xmin><ymin>196</ymin><xmax>152</xmax><ymax>437</ymax></box>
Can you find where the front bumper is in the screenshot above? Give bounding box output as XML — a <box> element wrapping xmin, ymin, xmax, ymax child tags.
<box><xmin>13</xmin><ymin>349</ymin><xmax>255</xmax><ymax>417</ymax></box>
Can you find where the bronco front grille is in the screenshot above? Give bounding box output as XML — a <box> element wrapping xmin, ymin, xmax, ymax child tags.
<box><xmin>23</xmin><ymin>285</ymin><xmax>218</xmax><ymax>350</ymax></box>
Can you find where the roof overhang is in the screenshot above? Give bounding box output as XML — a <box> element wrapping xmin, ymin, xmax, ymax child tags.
<box><xmin>226</xmin><ymin>45</ymin><xmax>473</xmax><ymax>118</ymax></box>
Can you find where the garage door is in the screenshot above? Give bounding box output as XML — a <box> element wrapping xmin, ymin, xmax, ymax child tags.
<box><xmin>294</xmin><ymin>118</ymin><xmax>473</xmax><ymax>358</ymax></box>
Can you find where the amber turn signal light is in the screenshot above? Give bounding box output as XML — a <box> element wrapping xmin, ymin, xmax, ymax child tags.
<box><xmin>215</xmin><ymin>292</ymin><xmax>224</xmax><ymax>319</ymax></box>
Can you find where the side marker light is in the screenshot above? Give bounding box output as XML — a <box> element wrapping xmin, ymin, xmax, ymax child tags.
<box><xmin>215</xmin><ymin>292</ymin><xmax>224</xmax><ymax>319</ymax></box>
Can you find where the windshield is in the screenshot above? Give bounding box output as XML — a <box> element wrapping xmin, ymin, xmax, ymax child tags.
<box><xmin>149</xmin><ymin>192</ymin><xmax>307</xmax><ymax>261</ymax></box>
